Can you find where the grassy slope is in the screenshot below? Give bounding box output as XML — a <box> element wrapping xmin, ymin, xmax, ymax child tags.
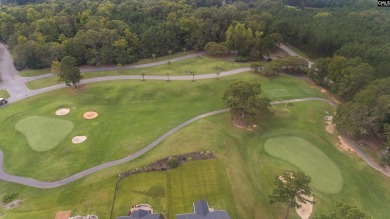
<box><xmin>26</xmin><ymin>56</ymin><xmax>248</xmax><ymax>90</ymax></box>
<box><xmin>1</xmin><ymin>102</ymin><xmax>390</xmax><ymax>218</ymax></box>
<box><xmin>0</xmin><ymin>73</ymin><xmax>324</xmax><ymax>180</ymax></box>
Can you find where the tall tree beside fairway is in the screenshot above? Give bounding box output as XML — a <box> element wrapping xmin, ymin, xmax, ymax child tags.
<box><xmin>59</xmin><ymin>56</ymin><xmax>82</xmax><ymax>88</ymax></box>
<box><xmin>222</xmin><ymin>81</ymin><xmax>272</xmax><ymax>123</ymax></box>
<box><xmin>269</xmin><ymin>171</ymin><xmax>314</xmax><ymax>219</ymax></box>
<box><xmin>319</xmin><ymin>202</ymin><xmax>371</xmax><ymax>219</ymax></box>
<box><xmin>225</xmin><ymin>22</ymin><xmax>254</xmax><ymax>56</ymax></box>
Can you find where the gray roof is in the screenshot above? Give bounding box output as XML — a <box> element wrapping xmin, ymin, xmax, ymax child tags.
<box><xmin>176</xmin><ymin>200</ymin><xmax>231</xmax><ymax>219</ymax></box>
<box><xmin>116</xmin><ymin>209</ymin><xmax>162</xmax><ymax>219</ymax></box>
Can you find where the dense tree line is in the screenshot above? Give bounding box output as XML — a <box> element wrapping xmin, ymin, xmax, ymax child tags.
<box><xmin>260</xmin><ymin>3</ymin><xmax>389</xmax><ymax>153</ymax></box>
<box><xmin>0</xmin><ymin>0</ymin><xmax>282</xmax><ymax>70</ymax></box>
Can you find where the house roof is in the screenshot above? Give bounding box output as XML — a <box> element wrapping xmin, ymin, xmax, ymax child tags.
<box><xmin>176</xmin><ymin>200</ymin><xmax>231</xmax><ymax>219</ymax></box>
<box><xmin>116</xmin><ymin>209</ymin><xmax>162</xmax><ymax>219</ymax></box>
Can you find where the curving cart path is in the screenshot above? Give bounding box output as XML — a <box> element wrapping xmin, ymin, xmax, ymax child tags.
<box><xmin>0</xmin><ymin>43</ymin><xmax>389</xmax><ymax>188</ymax></box>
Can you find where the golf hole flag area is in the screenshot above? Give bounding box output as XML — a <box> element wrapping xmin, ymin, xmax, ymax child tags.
<box><xmin>15</xmin><ymin>116</ymin><xmax>74</xmax><ymax>152</ymax></box>
<box><xmin>264</xmin><ymin>136</ymin><xmax>343</xmax><ymax>194</ymax></box>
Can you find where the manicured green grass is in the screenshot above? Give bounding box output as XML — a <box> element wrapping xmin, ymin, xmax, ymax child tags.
<box><xmin>26</xmin><ymin>76</ymin><xmax>61</xmax><ymax>90</ymax></box>
<box><xmin>1</xmin><ymin>73</ymin><xmax>325</xmax><ymax>180</ymax></box>
<box><xmin>264</xmin><ymin>136</ymin><xmax>343</xmax><ymax>194</ymax></box>
<box><xmin>15</xmin><ymin>116</ymin><xmax>74</xmax><ymax>152</ymax></box>
<box><xmin>263</xmin><ymin>89</ymin><xmax>292</xmax><ymax>98</ymax></box>
<box><xmin>0</xmin><ymin>89</ymin><xmax>10</xmax><ymax>98</ymax></box>
<box><xmin>2</xmin><ymin>100</ymin><xmax>390</xmax><ymax>219</ymax></box>
<box><xmin>113</xmin><ymin>160</ymin><xmax>236</xmax><ymax>219</ymax></box>
<box><xmin>19</xmin><ymin>68</ymin><xmax>51</xmax><ymax>77</ymax></box>
<box><xmin>3</xmin><ymin>71</ymin><xmax>390</xmax><ymax>219</ymax></box>
<box><xmin>168</xmin><ymin>160</ymin><xmax>237</xmax><ymax>219</ymax></box>
<box><xmin>26</xmin><ymin>56</ymin><xmax>248</xmax><ymax>90</ymax></box>
<box><xmin>113</xmin><ymin>171</ymin><xmax>168</xmax><ymax>218</ymax></box>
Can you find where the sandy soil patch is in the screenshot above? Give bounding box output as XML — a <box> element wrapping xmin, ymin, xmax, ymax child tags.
<box><xmin>1</xmin><ymin>199</ymin><xmax>24</xmax><ymax>210</ymax></box>
<box><xmin>72</xmin><ymin>136</ymin><xmax>87</xmax><ymax>144</ymax></box>
<box><xmin>296</xmin><ymin>195</ymin><xmax>313</xmax><ymax>219</ymax></box>
<box><xmin>324</xmin><ymin>115</ymin><xmax>336</xmax><ymax>134</ymax></box>
<box><xmin>83</xmin><ymin>111</ymin><xmax>98</xmax><ymax>119</ymax></box>
<box><xmin>55</xmin><ymin>210</ymin><xmax>72</xmax><ymax>219</ymax></box>
<box><xmin>55</xmin><ymin>108</ymin><xmax>70</xmax><ymax>116</ymax></box>
<box><xmin>338</xmin><ymin>136</ymin><xmax>358</xmax><ymax>155</ymax></box>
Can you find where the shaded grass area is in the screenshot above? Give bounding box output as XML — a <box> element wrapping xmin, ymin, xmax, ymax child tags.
<box><xmin>0</xmin><ymin>89</ymin><xmax>10</xmax><ymax>98</ymax></box>
<box><xmin>2</xmin><ymin>101</ymin><xmax>390</xmax><ymax>219</ymax></box>
<box><xmin>19</xmin><ymin>68</ymin><xmax>51</xmax><ymax>77</ymax></box>
<box><xmin>264</xmin><ymin>136</ymin><xmax>343</xmax><ymax>194</ymax></box>
<box><xmin>15</xmin><ymin>116</ymin><xmax>74</xmax><ymax>152</ymax></box>
<box><xmin>1</xmin><ymin>73</ymin><xmax>325</xmax><ymax>180</ymax></box>
<box><xmin>25</xmin><ymin>56</ymin><xmax>248</xmax><ymax>90</ymax></box>
<box><xmin>112</xmin><ymin>160</ymin><xmax>236</xmax><ymax>219</ymax></box>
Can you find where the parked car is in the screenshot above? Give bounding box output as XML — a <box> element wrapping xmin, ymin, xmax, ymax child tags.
<box><xmin>0</xmin><ymin>98</ymin><xmax>8</xmax><ymax>106</ymax></box>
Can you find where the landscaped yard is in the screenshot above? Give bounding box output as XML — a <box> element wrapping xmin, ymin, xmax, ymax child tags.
<box><xmin>112</xmin><ymin>160</ymin><xmax>236</xmax><ymax>219</ymax></box>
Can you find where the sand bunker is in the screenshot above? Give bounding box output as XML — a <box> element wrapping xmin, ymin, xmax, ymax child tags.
<box><xmin>55</xmin><ymin>108</ymin><xmax>70</xmax><ymax>116</ymax></box>
<box><xmin>296</xmin><ymin>195</ymin><xmax>313</xmax><ymax>219</ymax></box>
<box><xmin>325</xmin><ymin>115</ymin><xmax>336</xmax><ymax>134</ymax></box>
<box><xmin>72</xmin><ymin>136</ymin><xmax>87</xmax><ymax>144</ymax></box>
<box><xmin>83</xmin><ymin>111</ymin><xmax>98</xmax><ymax>119</ymax></box>
<box><xmin>338</xmin><ymin>136</ymin><xmax>357</xmax><ymax>155</ymax></box>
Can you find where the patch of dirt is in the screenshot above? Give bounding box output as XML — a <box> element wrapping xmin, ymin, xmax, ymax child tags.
<box><xmin>324</xmin><ymin>115</ymin><xmax>336</xmax><ymax>134</ymax></box>
<box><xmin>55</xmin><ymin>210</ymin><xmax>72</xmax><ymax>219</ymax></box>
<box><xmin>233</xmin><ymin>118</ymin><xmax>257</xmax><ymax>131</ymax></box>
<box><xmin>296</xmin><ymin>195</ymin><xmax>313</xmax><ymax>219</ymax></box>
<box><xmin>338</xmin><ymin>136</ymin><xmax>357</xmax><ymax>155</ymax></box>
<box><xmin>1</xmin><ymin>199</ymin><xmax>23</xmax><ymax>210</ymax></box>
<box><xmin>320</xmin><ymin>88</ymin><xmax>327</xmax><ymax>94</ymax></box>
<box><xmin>72</xmin><ymin>136</ymin><xmax>87</xmax><ymax>144</ymax></box>
<box><xmin>55</xmin><ymin>108</ymin><xmax>70</xmax><ymax>116</ymax></box>
<box><xmin>83</xmin><ymin>111</ymin><xmax>98</xmax><ymax>120</ymax></box>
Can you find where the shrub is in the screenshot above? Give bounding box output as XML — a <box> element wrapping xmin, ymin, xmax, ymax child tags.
<box><xmin>2</xmin><ymin>193</ymin><xmax>18</xmax><ymax>204</ymax></box>
<box><xmin>167</xmin><ymin>157</ymin><xmax>180</xmax><ymax>169</ymax></box>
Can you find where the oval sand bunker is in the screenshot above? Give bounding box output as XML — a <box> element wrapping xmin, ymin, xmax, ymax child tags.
<box><xmin>72</xmin><ymin>136</ymin><xmax>87</xmax><ymax>144</ymax></box>
<box><xmin>83</xmin><ymin>111</ymin><xmax>98</xmax><ymax>119</ymax></box>
<box><xmin>55</xmin><ymin>108</ymin><xmax>70</xmax><ymax>116</ymax></box>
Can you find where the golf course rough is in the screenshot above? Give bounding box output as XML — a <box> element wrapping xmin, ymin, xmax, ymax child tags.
<box><xmin>15</xmin><ymin>116</ymin><xmax>74</xmax><ymax>152</ymax></box>
<box><xmin>264</xmin><ymin>136</ymin><xmax>343</xmax><ymax>194</ymax></box>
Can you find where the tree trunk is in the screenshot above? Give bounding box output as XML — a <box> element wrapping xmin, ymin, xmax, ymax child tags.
<box><xmin>284</xmin><ymin>201</ymin><xmax>292</xmax><ymax>219</ymax></box>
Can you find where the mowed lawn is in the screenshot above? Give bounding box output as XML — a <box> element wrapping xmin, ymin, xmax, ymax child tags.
<box><xmin>0</xmin><ymin>89</ymin><xmax>10</xmax><ymax>98</ymax></box>
<box><xmin>0</xmin><ymin>73</ymin><xmax>324</xmax><ymax>180</ymax></box>
<box><xmin>113</xmin><ymin>160</ymin><xmax>236</xmax><ymax>219</ymax></box>
<box><xmin>26</xmin><ymin>56</ymin><xmax>248</xmax><ymax>90</ymax></box>
<box><xmin>2</xmin><ymin>101</ymin><xmax>390</xmax><ymax>218</ymax></box>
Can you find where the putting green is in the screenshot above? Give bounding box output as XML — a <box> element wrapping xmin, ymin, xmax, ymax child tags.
<box><xmin>15</xmin><ymin>116</ymin><xmax>74</xmax><ymax>152</ymax></box>
<box><xmin>264</xmin><ymin>136</ymin><xmax>343</xmax><ymax>194</ymax></box>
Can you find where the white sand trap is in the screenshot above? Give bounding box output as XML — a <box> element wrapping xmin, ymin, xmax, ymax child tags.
<box><xmin>55</xmin><ymin>108</ymin><xmax>70</xmax><ymax>116</ymax></box>
<box><xmin>296</xmin><ymin>195</ymin><xmax>313</xmax><ymax>219</ymax></box>
<box><xmin>83</xmin><ymin>111</ymin><xmax>98</xmax><ymax>119</ymax></box>
<box><xmin>72</xmin><ymin>136</ymin><xmax>87</xmax><ymax>144</ymax></box>
<box><xmin>325</xmin><ymin>115</ymin><xmax>336</xmax><ymax>134</ymax></box>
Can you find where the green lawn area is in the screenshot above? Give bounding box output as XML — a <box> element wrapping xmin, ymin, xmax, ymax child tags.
<box><xmin>0</xmin><ymin>89</ymin><xmax>10</xmax><ymax>98</ymax></box>
<box><xmin>1</xmin><ymin>72</ymin><xmax>390</xmax><ymax>219</ymax></box>
<box><xmin>25</xmin><ymin>56</ymin><xmax>248</xmax><ymax>90</ymax></box>
<box><xmin>264</xmin><ymin>136</ymin><xmax>343</xmax><ymax>194</ymax></box>
<box><xmin>15</xmin><ymin>116</ymin><xmax>74</xmax><ymax>152</ymax></box>
<box><xmin>18</xmin><ymin>50</ymin><xmax>197</xmax><ymax>77</ymax></box>
<box><xmin>1</xmin><ymin>73</ymin><xmax>325</xmax><ymax>180</ymax></box>
<box><xmin>113</xmin><ymin>160</ymin><xmax>236</xmax><ymax>219</ymax></box>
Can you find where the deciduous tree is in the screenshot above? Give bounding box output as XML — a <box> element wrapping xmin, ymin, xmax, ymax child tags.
<box><xmin>59</xmin><ymin>56</ymin><xmax>82</xmax><ymax>88</ymax></box>
<box><xmin>270</xmin><ymin>171</ymin><xmax>314</xmax><ymax>219</ymax></box>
